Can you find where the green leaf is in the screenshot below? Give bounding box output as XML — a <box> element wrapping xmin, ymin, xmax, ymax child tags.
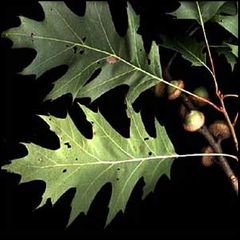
<box><xmin>215</xmin><ymin>43</ymin><xmax>238</xmax><ymax>71</ymax></box>
<box><xmin>212</xmin><ymin>14</ymin><xmax>238</xmax><ymax>38</ymax></box>
<box><xmin>171</xmin><ymin>1</ymin><xmax>226</xmax><ymax>23</ymax></box>
<box><xmin>3</xmin><ymin>103</ymin><xmax>175</xmax><ymax>226</ymax></box>
<box><xmin>2</xmin><ymin>1</ymin><xmax>162</xmax><ymax>104</ymax></box>
<box><xmin>172</xmin><ymin>1</ymin><xmax>238</xmax><ymax>38</ymax></box>
<box><xmin>159</xmin><ymin>36</ymin><xmax>206</xmax><ymax>67</ymax></box>
<box><xmin>217</xmin><ymin>2</ymin><xmax>237</xmax><ymax>15</ymax></box>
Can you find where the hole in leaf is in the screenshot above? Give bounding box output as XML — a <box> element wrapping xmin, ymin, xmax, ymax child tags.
<box><xmin>62</xmin><ymin>169</ymin><xmax>67</xmax><ymax>173</ymax></box>
<box><xmin>148</xmin><ymin>152</ymin><xmax>152</xmax><ymax>156</ymax></box>
<box><xmin>83</xmin><ymin>68</ymin><xmax>102</xmax><ymax>86</ymax></box>
<box><xmin>64</xmin><ymin>142</ymin><xmax>71</xmax><ymax>148</ymax></box>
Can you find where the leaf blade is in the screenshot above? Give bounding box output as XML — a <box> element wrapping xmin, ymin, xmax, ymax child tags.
<box><xmin>3</xmin><ymin>103</ymin><xmax>175</xmax><ymax>226</ymax></box>
<box><xmin>2</xmin><ymin>1</ymin><xmax>162</xmax><ymax>104</ymax></box>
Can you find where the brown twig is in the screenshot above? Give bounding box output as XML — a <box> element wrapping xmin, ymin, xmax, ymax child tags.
<box><xmin>233</xmin><ymin>112</ymin><xmax>239</xmax><ymax>127</ymax></box>
<box><xmin>219</xmin><ymin>97</ymin><xmax>239</xmax><ymax>151</ymax></box>
<box><xmin>181</xmin><ymin>94</ymin><xmax>238</xmax><ymax>194</ymax></box>
<box><xmin>196</xmin><ymin>1</ymin><xmax>239</xmax><ymax>152</ymax></box>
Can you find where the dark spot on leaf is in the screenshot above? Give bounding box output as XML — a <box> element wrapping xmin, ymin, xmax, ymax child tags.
<box><xmin>91</xmin><ymin>121</ymin><xmax>94</xmax><ymax>124</ymax></box>
<box><xmin>73</xmin><ymin>46</ymin><xmax>77</xmax><ymax>54</ymax></box>
<box><xmin>140</xmin><ymin>49</ymin><xmax>142</xmax><ymax>52</ymax></box>
<box><xmin>116</xmin><ymin>178</ymin><xmax>119</xmax><ymax>181</ymax></box>
<box><xmin>62</xmin><ymin>169</ymin><xmax>67</xmax><ymax>173</ymax></box>
<box><xmin>97</xmin><ymin>61</ymin><xmax>101</xmax><ymax>64</ymax></box>
<box><xmin>79</xmin><ymin>50</ymin><xmax>84</xmax><ymax>55</ymax></box>
<box><xmin>50</xmin><ymin>8</ymin><xmax>53</xmax><ymax>11</ymax></box>
<box><xmin>148</xmin><ymin>152</ymin><xmax>152</xmax><ymax>156</ymax></box>
<box><xmin>117</xmin><ymin>168</ymin><xmax>120</xmax><ymax>171</ymax></box>
<box><xmin>65</xmin><ymin>44</ymin><xmax>70</xmax><ymax>48</ymax></box>
<box><xmin>75</xmin><ymin>158</ymin><xmax>78</xmax><ymax>161</ymax></box>
<box><xmin>147</xmin><ymin>58</ymin><xmax>151</xmax><ymax>65</ymax></box>
<box><xmin>144</xmin><ymin>137</ymin><xmax>149</xmax><ymax>141</ymax></box>
<box><xmin>93</xmin><ymin>131</ymin><xmax>96</xmax><ymax>135</ymax></box>
<box><xmin>82</xmin><ymin>37</ymin><xmax>86</xmax><ymax>42</ymax></box>
<box><xmin>64</xmin><ymin>142</ymin><xmax>71</xmax><ymax>148</ymax></box>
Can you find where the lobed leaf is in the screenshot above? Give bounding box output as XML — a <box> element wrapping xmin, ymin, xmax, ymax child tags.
<box><xmin>2</xmin><ymin>1</ymin><xmax>162</xmax><ymax>104</ymax></box>
<box><xmin>3</xmin><ymin>103</ymin><xmax>175</xmax><ymax>226</ymax></box>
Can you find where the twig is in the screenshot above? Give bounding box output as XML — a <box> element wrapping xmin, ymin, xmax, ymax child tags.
<box><xmin>223</xmin><ymin>94</ymin><xmax>239</xmax><ymax>99</ymax></box>
<box><xmin>233</xmin><ymin>112</ymin><xmax>239</xmax><ymax>127</ymax></box>
<box><xmin>181</xmin><ymin>94</ymin><xmax>238</xmax><ymax>194</ymax></box>
<box><xmin>196</xmin><ymin>2</ymin><xmax>218</xmax><ymax>94</ymax></box>
<box><xmin>198</xmin><ymin>126</ymin><xmax>238</xmax><ymax>194</ymax></box>
<box><xmin>196</xmin><ymin>1</ymin><xmax>239</xmax><ymax>152</ymax></box>
<box><xmin>219</xmin><ymin>97</ymin><xmax>239</xmax><ymax>151</ymax></box>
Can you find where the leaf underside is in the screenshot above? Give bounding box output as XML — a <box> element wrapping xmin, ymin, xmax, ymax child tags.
<box><xmin>3</xmin><ymin>103</ymin><xmax>175</xmax><ymax>225</ymax></box>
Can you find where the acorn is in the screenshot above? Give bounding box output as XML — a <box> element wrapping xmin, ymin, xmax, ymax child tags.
<box><xmin>191</xmin><ymin>86</ymin><xmax>209</xmax><ymax>106</ymax></box>
<box><xmin>208</xmin><ymin>120</ymin><xmax>231</xmax><ymax>141</ymax></box>
<box><xmin>167</xmin><ymin>80</ymin><xmax>184</xmax><ymax>100</ymax></box>
<box><xmin>201</xmin><ymin>146</ymin><xmax>215</xmax><ymax>167</ymax></box>
<box><xmin>153</xmin><ymin>81</ymin><xmax>166</xmax><ymax>97</ymax></box>
<box><xmin>183</xmin><ymin>110</ymin><xmax>205</xmax><ymax>132</ymax></box>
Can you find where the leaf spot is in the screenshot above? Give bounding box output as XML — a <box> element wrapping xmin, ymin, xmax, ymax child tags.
<box><xmin>147</xmin><ymin>58</ymin><xmax>151</xmax><ymax>65</ymax></box>
<box><xmin>62</xmin><ymin>169</ymin><xmax>67</xmax><ymax>173</ymax></box>
<box><xmin>148</xmin><ymin>152</ymin><xmax>152</xmax><ymax>156</ymax></box>
<box><xmin>82</xmin><ymin>37</ymin><xmax>86</xmax><ymax>42</ymax></box>
<box><xmin>144</xmin><ymin>137</ymin><xmax>149</xmax><ymax>141</ymax></box>
<box><xmin>64</xmin><ymin>142</ymin><xmax>71</xmax><ymax>148</ymax></box>
<box><xmin>75</xmin><ymin>158</ymin><xmax>78</xmax><ymax>161</ymax></box>
<box><xmin>106</xmin><ymin>56</ymin><xmax>118</xmax><ymax>64</ymax></box>
<box><xmin>117</xmin><ymin>168</ymin><xmax>120</xmax><ymax>171</ymax></box>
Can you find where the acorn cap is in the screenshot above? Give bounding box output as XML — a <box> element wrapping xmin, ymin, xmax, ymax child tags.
<box><xmin>208</xmin><ymin>120</ymin><xmax>231</xmax><ymax>141</ymax></box>
<box><xmin>153</xmin><ymin>81</ymin><xmax>166</xmax><ymax>97</ymax></box>
<box><xmin>183</xmin><ymin>110</ymin><xmax>205</xmax><ymax>132</ymax></box>
<box><xmin>168</xmin><ymin>80</ymin><xmax>184</xmax><ymax>100</ymax></box>
<box><xmin>201</xmin><ymin>146</ymin><xmax>215</xmax><ymax>167</ymax></box>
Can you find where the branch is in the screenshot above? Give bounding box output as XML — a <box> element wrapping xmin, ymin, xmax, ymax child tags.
<box><xmin>181</xmin><ymin>94</ymin><xmax>238</xmax><ymax>194</ymax></box>
<box><xmin>196</xmin><ymin>1</ymin><xmax>239</xmax><ymax>152</ymax></box>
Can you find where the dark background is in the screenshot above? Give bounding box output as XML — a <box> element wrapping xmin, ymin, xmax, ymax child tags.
<box><xmin>0</xmin><ymin>1</ymin><xmax>239</xmax><ymax>239</ymax></box>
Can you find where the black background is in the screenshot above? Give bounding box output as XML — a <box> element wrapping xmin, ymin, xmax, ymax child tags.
<box><xmin>0</xmin><ymin>1</ymin><xmax>239</xmax><ymax>240</ymax></box>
